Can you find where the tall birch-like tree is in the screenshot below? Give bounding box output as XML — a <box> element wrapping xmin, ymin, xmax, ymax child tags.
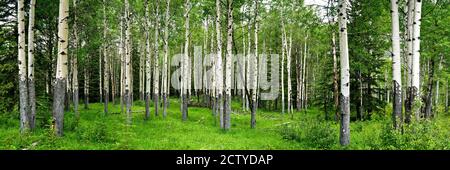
<box><xmin>103</xmin><ymin>0</ymin><xmax>109</xmax><ymax>114</ymax></box>
<box><xmin>53</xmin><ymin>0</ymin><xmax>70</xmax><ymax>136</ymax></box>
<box><xmin>125</xmin><ymin>0</ymin><xmax>132</xmax><ymax>124</ymax></box>
<box><xmin>18</xmin><ymin>0</ymin><xmax>29</xmax><ymax>133</ymax></box>
<box><xmin>154</xmin><ymin>0</ymin><xmax>160</xmax><ymax>116</ymax></box>
<box><xmin>182</xmin><ymin>0</ymin><xmax>191</xmax><ymax>121</ymax></box>
<box><xmin>144</xmin><ymin>0</ymin><xmax>151</xmax><ymax>120</ymax></box>
<box><xmin>391</xmin><ymin>0</ymin><xmax>402</xmax><ymax>129</ymax></box>
<box><xmin>338</xmin><ymin>0</ymin><xmax>350</xmax><ymax>146</ymax></box>
<box><xmin>28</xmin><ymin>0</ymin><xmax>37</xmax><ymax>130</ymax></box>
<box><xmin>162</xmin><ymin>0</ymin><xmax>171</xmax><ymax>118</ymax></box>
<box><xmin>224</xmin><ymin>0</ymin><xmax>233</xmax><ymax>130</ymax></box>
<box><xmin>411</xmin><ymin>0</ymin><xmax>422</xmax><ymax>120</ymax></box>
<box><xmin>73</xmin><ymin>0</ymin><xmax>79</xmax><ymax>121</ymax></box>
<box><xmin>215</xmin><ymin>0</ymin><xmax>223</xmax><ymax>127</ymax></box>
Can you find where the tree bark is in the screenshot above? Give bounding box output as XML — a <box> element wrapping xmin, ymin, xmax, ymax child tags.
<box><xmin>223</xmin><ymin>0</ymin><xmax>233</xmax><ymax>130</ymax></box>
<box><xmin>103</xmin><ymin>0</ymin><xmax>109</xmax><ymax>115</ymax></box>
<box><xmin>424</xmin><ymin>59</ymin><xmax>435</xmax><ymax>119</ymax></box>
<box><xmin>53</xmin><ymin>0</ymin><xmax>70</xmax><ymax>136</ymax></box>
<box><xmin>18</xmin><ymin>0</ymin><xmax>30</xmax><ymax>133</ymax></box>
<box><xmin>251</xmin><ymin>0</ymin><xmax>258</xmax><ymax>129</ymax></box>
<box><xmin>391</xmin><ymin>0</ymin><xmax>402</xmax><ymax>129</ymax></box>
<box><xmin>144</xmin><ymin>0</ymin><xmax>151</xmax><ymax>120</ymax></box>
<box><xmin>73</xmin><ymin>0</ymin><xmax>79</xmax><ymax>122</ymax></box>
<box><xmin>84</xmin><ymin>55</ymin><xmax>89</xmax><ymax>109</ymax></box>
<box><xmin>332</xmin><ymin>32</ymin><xmax>339</xmax><ymax>121</ymax></box>
<box><xmin>338</xmin><ymin>0</ymin><xmax>350</xmax><ymax>146</ymax></box>
<box><xmin>125</xmin><ymin>0</ymin><xmax>132</xmax><ymax>125</ymax></box>
<box><xmin>405</xmin><ymin>0</ymin><xmax>414</xmax><ymax>123</ymax></box>
<box><xmin>27</xmin><ymin>0</ymin><xmax>37</xmax><ymax>130</ymax></box>
<box><xmin>154</xmin><ymin>0</ymin><xmax>160</xmax><ymax>117</ymax></box>
<box><xmin>411</xmin><ymin>0</ymin><xmax>422</xmax><ymax>121</ymax></box>
<box><xmin>162</xmin><ymin>0</ymin><xmax>170</xmax><ymax>119</ymax></box>
<box><xmin>182</xmin><ymin>0</ymin><xmax>191</xmax><ymax>121</ymax></box>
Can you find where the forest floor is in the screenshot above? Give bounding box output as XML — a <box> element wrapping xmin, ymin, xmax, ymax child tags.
<box><xmin>1</xmin><ymin>98</ymin><xmax>450</xmax><ymax>150</ymax></box>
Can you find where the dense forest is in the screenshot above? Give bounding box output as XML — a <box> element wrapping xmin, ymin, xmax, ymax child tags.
<box><xmin>0</xmin><ymin>0</ymin><xmax>449</xmax><ymax>150</ymax></box>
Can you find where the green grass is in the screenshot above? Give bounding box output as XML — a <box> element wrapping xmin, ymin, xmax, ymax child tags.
<box><xmin>1</xmin><ymin>98</ymin><xmax>450</xmax><ymax>150</ymax></box>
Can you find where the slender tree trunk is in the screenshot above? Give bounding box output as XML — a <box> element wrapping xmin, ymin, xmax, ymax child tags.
<box><xmin>332</xmin><ymin>32</ymin><xmax>339</xmax><ymax>121</ymax></box>
<box><xmin>405</xmin><ymin>0</ymin><xmax>414</xmax><ymax>123</ymax></box>
<box><xmin>215</xmin><ymin>0</ymin><xmax>223</xmax><ymax>127</ymax></box>
<box><xmin>125</xmin><ymin>0</ymin><xmax>132</xmax><ymax>124</ymax></box>
<box><xmin>53</xmin><ymin>0</ymin><xmax>70</xmax><ymax>136</ymax></box>
<box><xmin>445</xmin><ymin>80</ymin><xmax>448</xmax><ymax>113</ymax></box>
<box><xmin>84</xmin><ymin>55</ymin><xmax>89</xmax><ymax>109</ymax></box>
<box><xmin>103</xmin><ymin>0</ymin><xmax>109</xmax><ymax>115</ymax></box>
<box><xmin>251</xmin><ymin>0</ymin><xmax>258</xmax><ymax>129</ymax></box>
<box><xmin>162</xmin><ymin>0</ymin><xmax>170</xmax><ymax>119</ymax></box>
<box><xmin>223</xmin><ymin>0</ymin><xmax>233</xmax><ymax>130</ymax></box>
<box><xmin>281</xmin><ymin>21</ymin><xmax>285</xmax><ymax>114</ymax></box>
<box><xmin>73</xmin><ymin>0</ymin><xmax>79</xmax><ymax>122</ymax></box>
<box><xmin>182</xmin><ymin>0</ymin><xmax>191</xmax><ymax>121</ymax></box>
<box><xmin>391</xmin><ymin>0</ymin><xmax>402</xmax><ymax>129</ymax></box>
<box><xmin>27</xmin><ymin>0</ymin><xmax>37</xmax><ymax>130</ymax></box>
<box><xmin>120</xmin><ymin>9</ymin><xmax>124</xmax><ymax>113</ymax></box>
<box><xmin>99</xmin><ymin>49</ymin><xmax>103</xmax><ymax>103</ymax></box>
<box><xmin>338</xmin><ymin>0</ymin><xmax>350</xmax><ymax>146</ymax></box>
<box><xmin>154</xmin><ymin>0</ymin><xmax>160</xmax><ymax>117</ymax></box>
<box><xmin>287</xmin><ymin>33</ymin><xmax>292</xmax><ymax>114</ymax></box>
<box><xmin>18</xmin><ymin>0</ymin><xmax>30</xmax><ymax>133</ymax></box>
<box><xmin>144</xmin><ymin>0</ymin><xmax>151</xmax><ymax>120</ymax></box>
<box><xmin>424</xmin><ymin>60</ymin><xmax>435</xmax><ymax>119</ymax></box>
<box><xmin>411</xmin><ymin>0</ymin><xmax>422</xmax><ymax>121</ymax></box>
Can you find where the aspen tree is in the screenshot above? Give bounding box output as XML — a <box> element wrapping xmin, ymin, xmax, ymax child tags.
<box><xmin>391</xmin><ymin>0</ymin><xmax>402</xmax><ymax>129</ymax></box>
<box><xmin>28</xmin><ymin>0</ymin><xmax>37</xmax><ymax>130</ymax></box>
<box><xmin>53</xmin><ymin>0</ymin><xmax>70</xmax><ymax>136</ymax></box>
<box><xmin>224</xmin><ymin>0</ymin><xmax>233</xmax><ymax>130</ymax></box>
<box><xmin>338</xmin><ymin>0</ymin><xmax>350</xmax><ymax>146</ymax></box>
<box><xmin>162</xmin><ymin>0</ymin><xmax>171</xmax><ymax>118</ymax></box>
<box><xmin>103</xmin><ymin>0</ymin><xmax>109</xmax><ymax>114</ymax></box>
<box><xmin>73</xmin><ymin>0</ymin><xmax>79</xmax><ymax>121</ymax></box>
<box><xmin>18</xmin><ymin>0</ymin><xmax>29</xmax><ymax>133</ymax></box>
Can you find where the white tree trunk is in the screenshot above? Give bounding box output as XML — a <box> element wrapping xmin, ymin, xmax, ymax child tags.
<box><xmin>251</xmin><ymin>0</ymin><xmax>258</xmax><ymax>128</ymax></box>
<box><xmin>215</xmin><ymin>0</ymin><xmax>223</xmax><ymax>127</ymax></box>
<box><xmin>18</xmin><ymin>0</ymin><xmax>29</xmax><ymax>133</ymax></box>
<box><xmin>391</xmin><ymin>0</ymin><xmax>402</xmax><ymax>129</ymax></box>
<box><xmin>281</xmin><ymin>21</ymin><xmax>285</xmax><ymax>114</ymax></box>
<box><xmin>72</xmin><ymin>0</ymin><xmax>79</xmax><ymax>121</ymax></box>
<box><xmin>287</xmin><ymin>33</ymin><xmax>292</xmax><ymax>114</ymax></box>
<box><xmin>162</xmin><ymin>0</ymin><xmax>171</xmax><ymax>118</ymax></box>
<box><xmin>144</xmin><ymin>0</ymin><xmax>151</xmax><ymax>120</ymax></box>
<box><xmin>53</xmin><ymin>0</ymin><xmax>70</xmax><ymax>136</ymax></box>
<box><xmin>103</xmin><ymin>0</ymin><xmax>109</xmax><ymax>114</ymax></box>
<box><xmin>125</xmin><ymin>0</ymin><xmax>132</xmax><ymax>124</ymax></box>
<box><xmin>28</xmin><ymin>0</ymin><xmax>37</xmax><ymax>130</ymax></box>
<box><xmin>182</xmin><ymin>0</ymin><xmax>191</xmax><ymax>121</ymax></box>
<box><xmin>224</xmin><ymin>0</ymin><xmax>233</xmax><ymax>130</ymax></box>
<box><xmin>154</xmin><ymin>0</ymin><xmax>160</xmax><ymax>116</ymax></box>
<box><xmin>411</xmin><ymin>0</ymin><xmax>422</xmax><ymax>120</ymax></box>
<box><xmin>338</xmin><ymin>0</ymin><xmax>350</xmax><ymax>146</ymax></box>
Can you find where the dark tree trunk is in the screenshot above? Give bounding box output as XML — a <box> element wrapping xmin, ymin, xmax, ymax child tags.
<box><xmin>125</xmin><ymin>89</ymin><xmax>132</xmax><ymax>124</ymax></box>
<box><xmin>104</xmin><ymin>91</ymin><xmax>109</xmax><ymax>115</ymax></box>
<box><xmin>52</xmin><ymin>78</ymin><xmax>66</xmax><ymax>136</ymax></box>
<box><xmin>339</xmin><ymin>94</ymin><xmax>350</xmax><ymax>145</ymax></box>
<box><xmin>74</xmin><ymin>88</ymin><xmax>79</xmax><ymax>122</ymax></box>
<box><xmin>424</xmin><ymin>60</ymin><xmax>435</xmax><ymax>119</ymax></box>
<box><xmin>224</xmin><ymin>94</ymin><xmax>231</xmax><ymax>130</ymax></box>
<box><xmin>393</xmin><ymin>80</ymin><xmax>402</xmax><ymax>129</ymax></box>
<box><xmin>163</xmin><ymin>93</ymin><xmax>167</xmax><ymax>118</ymax></box>
<box><xmin>251</xmin><ymin>100</ymin><xmax>256</xmax><ymax>128</ymax></box>
<box><xmin>145</xmin><ymin>92</ymin><xmax>150</xmax><ymax>120</ymax></box>
<box><xmin>154</xmin><ymin>94</ymin><xmax>159</xmax><ymax>116</ymax></box>
<box><xmin>28</xmin><ymin>79</ymin><xmax>36</xmax><ymax>130</ymax></box>
<box><xmin>182</xmin><ymin>94</ymin><xmax>188</xmax><ymax>121</ymax></box>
